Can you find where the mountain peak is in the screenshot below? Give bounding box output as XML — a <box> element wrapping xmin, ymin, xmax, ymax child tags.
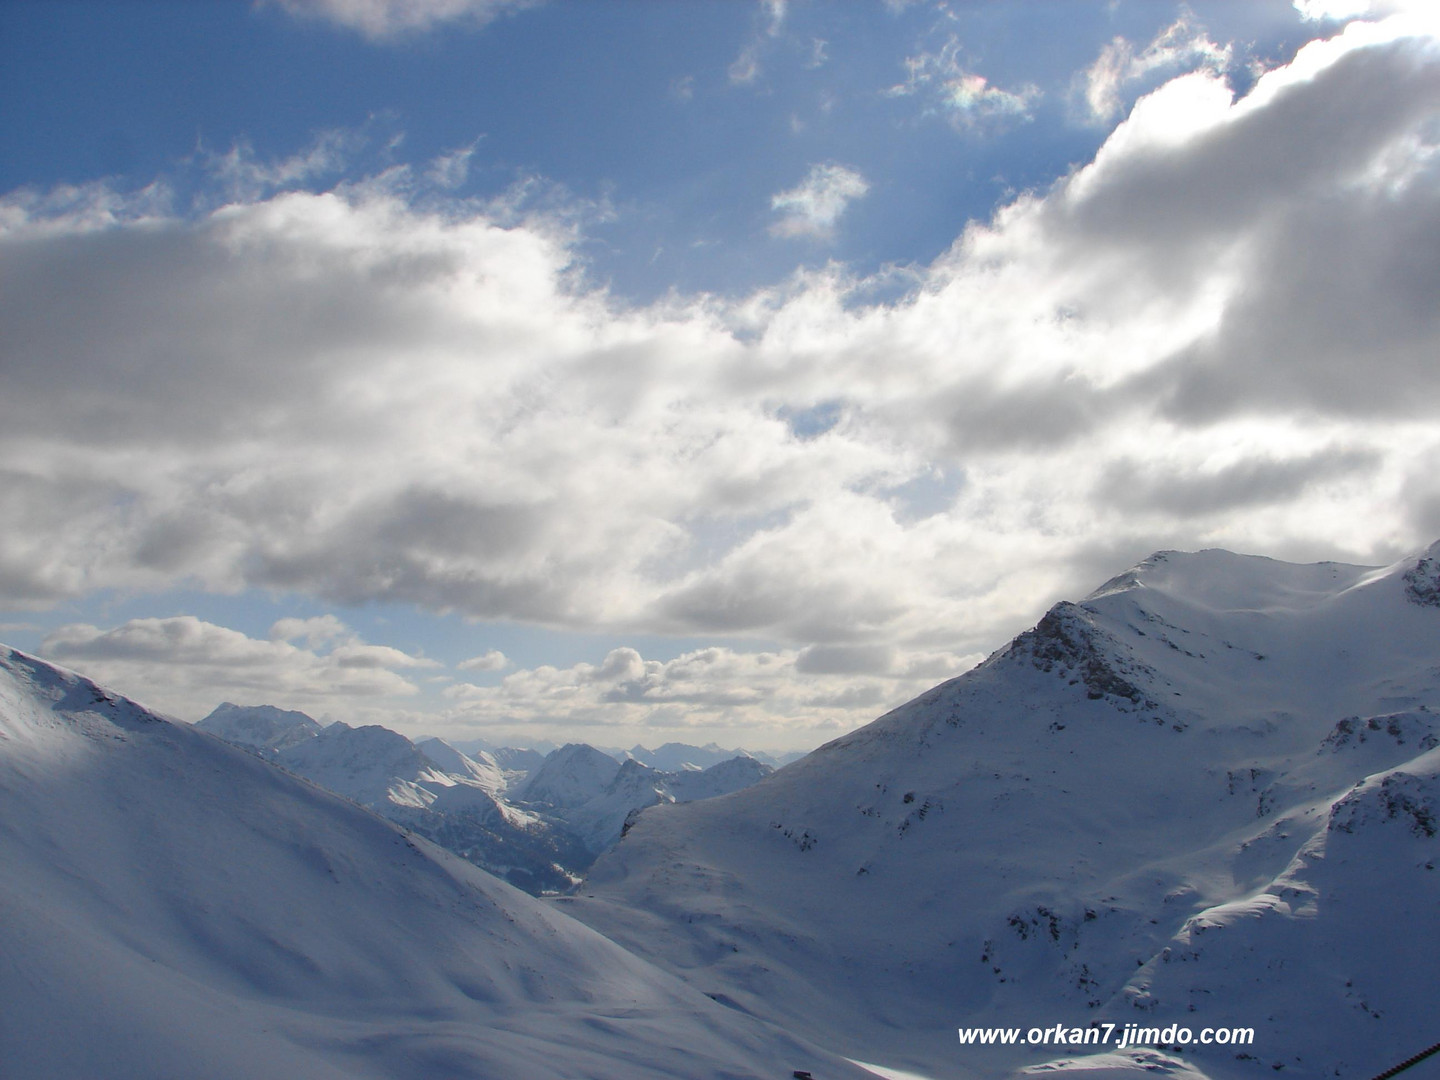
<box><xmin>196</xmin><ymin>701</ymin><xmax>322</xmax><ymax>753</ymax></box>
<box><xmin>519</xmin><ymin>743</ymin><xmax>623</xmax><ymax>809</ymax></box>
<box><xmin>569</xmin><ymin>541</ymin><xmax>1440</xmax><ymax>1078</ymax></box>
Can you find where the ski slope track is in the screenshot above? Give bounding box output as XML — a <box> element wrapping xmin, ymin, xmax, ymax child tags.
<box><xmin>567</xmin><ymin>543</ymin><xmax>1440</xmax><ymax>1080</ymax></box>
<box><xmin>0</xmin><ymin>646</ymin><xmax>876</xmax><ymax>1080</ymax></box>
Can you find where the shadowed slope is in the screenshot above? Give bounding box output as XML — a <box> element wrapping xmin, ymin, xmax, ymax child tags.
<box><xmin>0</xmin><ymin>645</ymin><xmax>873</xmax><ymax>1080</ymax></box>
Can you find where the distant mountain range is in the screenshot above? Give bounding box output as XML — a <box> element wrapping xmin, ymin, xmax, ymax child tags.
<box><xmin>517</xmin><ymin>742</ymin><xmax>773</xmax><ymax>852</ymax></box>
<box><xmin>194</xmin><ymin>704</ymin><xmax>773</xmax><ymax>894</ymax></box>
<box><xmin>566</xmin><ymin>542</ymin><xmax>1440</xmax><ymax>1080</ymax></box>
<box><xmin>6</xmin><ymin>540</ymin><xmax>1439</xmax><ymax>1080</ymax></box>
<box><xmin>450</xmin><ymin>734</ymin><xmax>805</xmax><ymax>772</ymax></box>
<box><xmin>0</xmin><ymin>644</ymin><xmax>867</xmax><ymax>1080</ymax></box>
<box><xmin>622</xmin><ymin>741</ymin><xmax>806</xmax><ymax>771</ymax></box>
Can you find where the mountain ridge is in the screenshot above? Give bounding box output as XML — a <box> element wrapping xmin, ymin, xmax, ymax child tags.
<box><xmin>565</xmin><ymin>541</ymin><xmax>1440</xmax><ymax>1080</ymax></box>
<box><xmin>191</xmin><ymin>705</ymin><xmax>776</xmax><ymax>894</ymax></box>
<box><xmin>0</xmin><ymin>643</ymin><xmax>874</xmax><ymax>1080</ymax></box>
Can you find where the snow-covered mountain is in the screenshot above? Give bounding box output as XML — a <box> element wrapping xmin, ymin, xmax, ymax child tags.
<box><xmin>453</xmin><ymin>736</ymin><xmax>557</xmax><ymax>766</ymax></box>
<box><xmin>414</xmin><ymin>735</ymin><xmax>507</xmax><ymax>794</ymax></box>
<box><xmin>519</xmin><ymin>741</ymin><xmax>625</xmax><ymax>807</ymax></box>
<box><xmin>279</xmin><ymin>721</ymin><xmax>455</xmax><ymax>809</ymax></box>
<box><xmin>194</xmin><ymin>717</ymin><xmax>773</xmax><ymax>891</ymax></box>
<box><xmin>0</xmin><ymin>644</ymin><xmax>874</xmax><ymax>1080</ymax></box>
<box><xmin>197</xmin><ymin>706</ymin><xmax>508</xmax><ymax>805</ymax></box>
<box><xmin>550</xmin><ymin>754</ymin><xmax>776</xmax><ymax>853</ymax></box>
<box><xmin>200</xmin><ymin>715</ymin><xmax>589</xmax><ymax>895</ymax></box>
<box><xmin>514</xmin><ymin>742</ymin><xmax>774</xmax><ymax>852</ymax></box>
<box><xmin>666</xmin><ymin>753</ymin><xmax>774</xmax><ymax>800</ymax></box>
<box><xmin>487</xmin><ymin>743</ymin><xmax>549</xmax><ymax>784</ymax></box>
<box><xmin>625</xmin><ymin>741</ymin><xmax>803</xmax><ymax>771</ymax></box>
<box><xmin>566</xmin><ymin>543</ymin><xmax>1440</xmax><ymax>1080</ymax></box>
<box><xmin>195</xmin><ymin>701</ymin><xmax>322</xmax><ymax>753</ymax></box>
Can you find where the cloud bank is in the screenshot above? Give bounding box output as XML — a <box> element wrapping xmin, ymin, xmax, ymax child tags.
<box><xmin>41</xmin><ymin>616</ymin><xmax>437</xmax><ymax>720</ymax></box>
<box><xmin>6</xmin><ymin>13</ymin><xmax>1440</xmax><ymax>739</ymax></box>
<box><xmin>438</xmin><ymin>642</ymin><xmax>978</xmax><ymax>747</ymax></box>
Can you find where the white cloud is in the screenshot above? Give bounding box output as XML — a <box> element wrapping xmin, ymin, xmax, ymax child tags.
<box><xmin>1080</xmin><ymin>13</ymin><xmax>1233</xmax><ymax>124</ymax></box>
<box><xmin>1294</xmin><ymin>0</ymin><xmax>1373</xmax><ymax>20</ymax></box>
<box><xmin>267</xmin><ymin>0</ymin><xmax>537</xmax><ymax>40</ymax></box>
<box><xmin>204</xmin><ymin>131</ymin><xmax>364</xmax><ymax>202</ymax></box>
<box><xmin>1292</xmin><ymin>0</ymin><xmax>1440</xmax><ymax>29</ymax></box>
<box><xmin>6</xmin><ymin>12</ymin><xmax>1440</xmax><ymax>744</ymax></box>
<box><xmin>438</xmin><ymin>643</ymin><xmax>977</xmax><ymax>747</ymax></box>
<box><xmin>729</xmin><ymin>0</ymin><xmax>788</xmax><ymax>85</ymax></box>
<box><xmin>269</xmin><ymin>614</ymin><xmax>349</xmax><ymax>647</ymax></box>
<box><xmin>40</xmin><ymin>617</ymin><xmax>433</xmax><ymax>719</ymax></box>
<box><xmin>457</xmin><ymin>649</ymin><xmax>510</xmax><ymax>672</ymax></box>
<box><xmin>795</xmin><ymin>643</ymin><xmax>896</xmax><ymax>676</ymax></box>
<box><xmin>769</xmin><ymin>163</ymin><xmax>870</xmax><ymax>239</ymax></box>
<box><xmin>0</xmin><ymin>179</ymin><xmax>171</xmax><ymax>239</ymax></box>
<box><xmin>888</xmin><ymin>36</ymin><xmax>1040</xmax><ymax>130</ymax></box>
<box><xmin>330</xmin><ymin>643</ymin><xmax>442</xmax><ymax>670</ymax></box>
<box><xmin>729</xmin><ymin>47</ymin><xmax>763</xmax><ymax>87</ymax></box>
<box><xmin>426</xmin><ymin>140</ymin><xmax>483</xmax><ymax>190</ymax></box>
<box><xmin>941</xmin><ymin>73</ymin><xmax>1038</xmax><ymax>121</ymax></box>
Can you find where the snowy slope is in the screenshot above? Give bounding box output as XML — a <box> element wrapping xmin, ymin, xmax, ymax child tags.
<box><xmin>205</xmin><ymin>715</ymin><xmax>769</xmax><ymax>891</ymax></box>
<box><xmin>196</xmin><ymin>701</ymin><xmax>322</xmax><ymax>753</ymax></box>
<box><xmin>628</xmin><ymin>741</ymin><xmax>742</xmax><ymax>771</ymax></box>
<box><xmin>567</xmin><ymin>543</ymin><xmax>1440</xmax><ymax>1080</ymax></box>
<box><xmin>1120</xmin><ymin>744</ymin><xmax>1440</xmax><ymax>1076</ymax></box>
<box><xmin>562</xmin><ymin>757</ymin><xmax>674</xmax><ymax>851</ymax></box>
<box><xmin>670</xmin><ymin>754</ymin><xmax>773</xmax><ymax>801</ymax></box>
<box><xmin>520</xmin><ymin>742</ymin><xmax>624</xmax><ymax>808</ymax></box>
<box><xmin>414</xmin><ymin>735</ymin><xmax>507</xmax><ymax>794</ymax></box>
<box><xmin>524</xmin><ymin>752</ymin><xmax>776</xmax><ymax>853</ymax></box>
<box><xmin>628</xmin><ymin>741</ymin><xmax>801</xmax><ymax>771</ymax></box>
<box><xmin>0</xmin><ymin>644</ymin><xmax>876</xmax><ymax>1080</ymax></box>
<box><xmin>557</xmin><ymin>759</ymin><xmax>679</xmax><ymax>852</ymax></box>
<box><xmin>488</xmin><ymin>744</ymin><xmax>549</xmax><ymax>784</ymax></box>
<box><xmin>277</xmin><ymin>721</ymin><xmax>455</xmax><ymax>810</ymax></box>
<box><xmin>201</xmin><ymin>710</ymin><xmax>592</xmax><ymax>895</ymax></box>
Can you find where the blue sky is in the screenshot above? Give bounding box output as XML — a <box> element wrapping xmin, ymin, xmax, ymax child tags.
<box><xmin>0</xmin><ymin>0</ymin><xmax>1312</xmax><ymax>299</ymax></box>
<box><xmin>3</xmin><ymin>0</ymin><xmax>1439</xmax><ymax>750</ymax></box>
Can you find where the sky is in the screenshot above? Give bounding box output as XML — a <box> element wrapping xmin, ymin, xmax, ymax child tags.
<box><xmin>3</xmin><ymin>0</ymin><xmax>1439</xmax><ymax>752</ymax></box>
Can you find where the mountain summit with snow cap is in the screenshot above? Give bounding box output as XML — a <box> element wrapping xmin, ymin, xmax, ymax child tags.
<box><xmin>567</xmin><ymin>542</ymin><xmax>1440</xmax><ymax>1080</ymax></box>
